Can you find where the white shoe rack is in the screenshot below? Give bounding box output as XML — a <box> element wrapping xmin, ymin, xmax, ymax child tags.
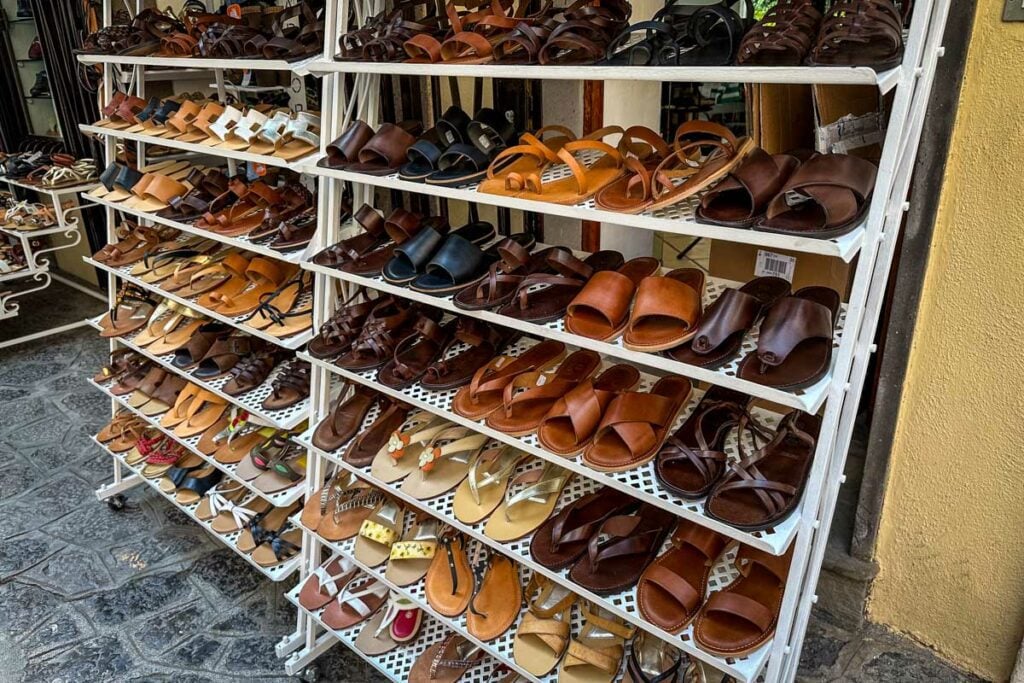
<box><xmin>78</xmin><ymin>0</ymin><xmax>953</xmax><ymax>679</ymax></box>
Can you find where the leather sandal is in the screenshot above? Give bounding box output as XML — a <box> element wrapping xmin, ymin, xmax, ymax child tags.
<box><xmin>345</xmin><ymin>122</ymin><xmax>419</xmax><ymax>176</ymax></box>
<box><xmin>423</xmin><ymin>108</ymin><xmax>517</xmax><ymax>186</ymax></box>
<box><xmin>529</xmin><ymin>485</ymin><xmax>637</xmax><ymax>570</ymax></box>
<box><xmin>383</xmin><ymin>220</ymin><xmax>494</xmax><ymax>285</ymax></box>
<box><xmin>409</xmin><ymin>234</ymin><xmax>496</xmax><ymax>294</ymax></box>
<box><xmin>619</xmin><ymin>267</ymin><xmax>706</xmax><ymax>352</ymax></box>
<box><xmin>475</xmin><ymin>125</ymin><xmax>579</xmax><ymax>196</ymax></box>
<box><xmin>513</xmin><ymin>574</ymin><xmax>575</xmax><ymax>676</ymax></box>
<box><xmin>322</xmin><ymin>576</ymin><xmax>389</xmax><ymax>629</ymax></box>
<box><xmin>514</xmin><ymin>139</ymin><xmax>627</xmax><ymax>205</ymax></box>
<box><xmin>705</xmin><ymin>410</ymin><xmax>820</xmax><ymax>530</ymax></box>
<box><xmin>737</xmin><ymin>286</ymin><xmax>841</xmax><ymax>389</ymax></box>
<box><xmin>341</xmin><ymin>209</ymin><xmax>441</xmax><ymax>277</ymax></box>
<box><xmin>568</xmin><ymin>503</ymin><xmax>677</xmax><ymax>595</ymax></box>
<box><xmin>497</xmin><ymin>249</ymin><xmax>625</xmax><ymax>323</ymax></box>
<box><xmin>385</xmin><ymin>515</ymin><xmax>442</xmax><ymax>587</ymax></box>
<box><xmin>335</xmin><ymin>299</ymin><xmax>425</xmax><ymax>371</ymax></box>
<box><xmin>736</xmin><ymin>0</ymin><xmax>822</xmax><ymax>65</ymax></box>
<box><xmin>655</xmin><ymin>386</ymin><xmax>764</xmax><ymax>499</ymax></box>
<box><xmin>564</xmin><ymin>257</ymin><xmax>661</xmax><ymax>341</ymax></box>
<box><xmin>299</xmin><ymin>556</ymin><xmax>358</xmax><ymax>611</ymax></box>
<box><xmin>353</xmin><ymin>497</ymin><xmax>405</xmax><ymax>567</ymax></box>
<box><xmin>312</xmin><ymin>384</ymin><xmax>379</xmax><ymax>452</ymax></box>
<box><xmin>693</xmin><ymin>545</ymin><xmax>794</xmax><ymax>656</ymax></box>
<box><xmin>425</xmin><ymin>531</ymin><xmax>475</xmax><ymax>617</ymax></box>
<box><xmin>262</xmin><ymin>359</ymin><xmax>310</xmax><ymax>410</ymax></box>
<box><xmin>319</xmin><ymin>120</ymin><xmax>375</xmax><ymax>169</ymax></box>
<box><xmin>344</xmin><ymin>399</ymin><xmax>412</xmax><ymax>467</ymax></box>
<box><xmin>421</xmin><ymin>319</ymin><xmax>519</xmax><ymax>390</ymax></box>
<box><xmin>399</xmin><ymin>425</ymin><xmax>488</xmax><ymax>500</ymax></box>
<box><xmin>583</xmin><ymin>375</ymin><xmax>692</xmax><ymax>472</ymax></box>
<box><xmin>484</xmin><ymin>461</ymin><xmax>573</xmax><ymax>542</ymax></box>
<box><xmin>558</xmin><ymin>605</ymin><xmax>636</xmax><ymax>683</ymax></box>
<box><xmin>637</xmin><ymin>521</ymin><xmax>728</xmax><ymax>633</ymax></box>
<box><xmin>312</xmin><ymin>204</ymin><xmax>387</xmax><ymax>269</ymax></box>
<box><xmin>536</xmin><ymin>363</ymin><xmax>640</xmax><ymax>457</ymax></box>
<box><xmin>307</xmin><ymin>291</ymin><xmax>384</xmax><ymax>360</ymax></box>
<box><xmin>409</xmin><ymin>634</ymin><xmax>484</xmax><ymax>683</ymax></box>
<box><xmin>486</xmin><ymin>349</ymin><xmax>601</xmax><ymax>435</ymax></box>
<box><xmin>754</xmin><ymin>153</ymin><xmax>877</xmax><ymax>238</ymax></box>
<box><xmin>622</xmin><ymin>631</ymin><xmax>694</xmax><ymax>683</ymax></box>
<box><xmin>808</xmin><ymin>0</ymin><xmax>904</xmax><ymax>70</ymax></box>
<box><xmin>452</xmin><ymin>339</ymin><xmax>566</xmax><ymax>420</ymax></box>
<box><xmin>377</xmin><ymin>316</ymin><xmax>457</xmax><ymax>389</ymax></box>
<box><xmin>453</xmin><ymin>241</ymin><xmax>563</xmax><ymax>311</ymax></box>
<box><xmin>466</xmin><ymin>552</ymin><xmax>522</xmax><ymax>641</ymax></box>
<box><xmin>451</xmin><ymin>445</ymin><xmax>525</xmax><ymax>524</ymax></box>
<box><xmin>398</xmin><ymin>106</ymin><xmax>473</xmax><ymax>181</ymax></box>
<box><xmin>371</xmin><ymin>412</ymin><xmax>449</xmax><ymax>483</ymax></box>
<box><xmin>695</xmin><ymin>147</ymin><xmax>802</xmax><ymax>228</ymax></box>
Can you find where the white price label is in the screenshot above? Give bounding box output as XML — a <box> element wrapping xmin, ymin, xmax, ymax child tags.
<box><xmin>755</xmin><ymin>250</ymin><xmax>796</xmax><ymax>282</ymax></box>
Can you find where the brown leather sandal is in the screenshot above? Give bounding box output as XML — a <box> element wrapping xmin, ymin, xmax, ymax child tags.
<box><xmin>736</xmin><ymin>0</ymin><xmax>822</xmax><ymax>65</ymax></box>
<box><xmin>563</xmin><ymin>257</ymin><xmax>660</xmax><ymax>341</ymax></box>
<box><xmin>376</xmin><ymin>316</ymin><xmax>456</xmax><ymax>389</ymax></box>
<box><xmin>312</xmin><ymin>204</ymin><xmax>387</xmax><ymax>268</ymax></box>
<box><xmin>529</xmin><ymin>486</ymin><xmax>637</xmax><ymax>570</ymax></box>
<box><xmin>808</xmin><ymin>0</ymin><xmax>904</xmax><ymax>70</ymax></box>
<box><xmin>536</xmin><ymin>363</ymin><xmax>640</xmax><ymax>457</ymax></box>
<box><xmin>344</xmin><ymin>399</ymin><xmax>412</xmax><ymax>467</ymax></box>
<box><xmin>485</xmin><ymin>349</ymin><xmax>601</xmax><ymax>436</ymax></box>
<box><xmin>452</xmin><ymin>340</ymin><xmax>566</xmax><ymax>420</ymax></box>
<box><xmin>637</xmin><ymin>521</ymin><xmax>728</xmax><ymax>633</ymax></box>
<box><xmin>668</xmin><ymin>276</ymin><xmax>790</xmax><ymax>368</ymax></box>
<box><xmin>466</xmin><ymin>552</ymin><xmax>522</xmax><ymax>641</ymax></box>
<box><xmin>622</xmin><ymin>268</ymin><xmax>706</xmax><ymax>352</ymax></box>
<box><xmin>453</xmin><ymin>242</ymin><xmax>566</xmax><ymax>312</ymax></box>
<box><xmin>654</xmin><ymin>386</ymin><xmax>763</xmax><ymax>500</ymax></box>
<box><xmin>340</xmin><ymin>209</ymin><xmax>438</xmax><ymax>277</ymax></box>
<box><xmin>497</xmin><ymin>249</ymin><xmax>625</xmax><ymax>323</ymax></box>
<box><xmin>307</xmin><ymin>291</ymin><xmax>384</xmax><ymax>360</ymax></box>
<box><xmin>312</xmin><ymin>384</ymin><xmax>379</xmax><ymax>452</ymax></box>
<box><xmin>705</xmin><ymin>410</ymin><xmax>820</xmax><ymax>530</ymax></box>
<box><xmin>335</xmin><ymin>299</ymin><xmax>425</xmax><ymax>372</ymax></box>
<box><xmin>593</xmin><ymin>125</ymin><xmax>672</xmax><ymax>213</ymax></box>
<box><xmin>425</xmin><ymin>532</ymin><xmax>475</xmax><ymax>617</ymax></box>
<box><xmin>421</xmin><ymin>320</ymin><xmax>519</xmax><ymax>391</ymax></box>
<box><xmin>567</xmin><ymin>503</ymin><xmax>676</xmax><ymax>595</ymax></box>
<box><xmin>693</xmin><ymin>545</ymin><xmax>794</xmax><ymax>656</ymax></box>
<box><xmin>737</xmin><ymin>286</ymin><xmax>841</xmax><ymax>389</ymax></box>
<box><xmin>582</xmin><ymin>375</ymin><xmax>693</xmax><ymax>472</ymax></box>
<box><xmin>695</xmin><ymin>148</ymin><xmax>802</xmax><ymax>228</ymax></box>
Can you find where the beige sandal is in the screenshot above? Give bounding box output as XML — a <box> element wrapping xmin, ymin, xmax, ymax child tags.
<box><xmin>558</xmin><ymin>605</ymin><xmax>636</xmax><ymax>683</ymax></box>
<box><xmin>484</xmin><ymin>462</ymin><xmax>572</xmax><ymax>542</ymax></box>
<box><xmin>353</xmin><ymin>498</ymin><xmax>405</xmax><ymax>567</ymax></box>
<box><xmin>399</xmin><ymin>426</ymin><xmax>488</xmax><ymax>500</ymax></box>
<box><xmin>452</xmin><ymin>446</ymin><xmax>526</xmax><ymax>525</ymax></box>
<box><xmin>513</xmin><ymin>574</ymin><xmax>576</xmax><ymax>676</ymax></box>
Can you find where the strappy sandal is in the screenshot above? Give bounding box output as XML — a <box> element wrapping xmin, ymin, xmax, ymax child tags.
<box><xmin>452</xmin><ymin>340</ymin><xmax>566</xmax><ymax>420</ymax></box>
<box><xmin>322</xmin><ymin>576</ymin><xmax>389</xmax><ymax>629</ymax></box>
<box><xmin>497</xmin><ymin>250</ymin><xmax>624</xmax><ymax>323</ymax></box>
<box><xmin>399</xmin><ymin>425</ymin><xmax>489</xmax><ymax>499</ymax></box>
<box><xmin>409</xmin><ymin>634</ymin><xmax>484</xmax><ymax>683</ymax></box>
<box><xmin>637</xmin><ymin>521</ymin><xmax>728</xmax><ymax>634</ymax></box>
<box><xmin>335</xmin><ymin>299</ymin><xmax>424</xmax><ymax>371</ymax></box>
<box><xmin>385</xmin><ymin>516</ymin><xmax>442</xmax><ymax>587</ymax></box>
<box><xmin>421</xmin><ymin>320</ymin><xmax>519</xmax><ymax>391</ymax></box>
<box><xmin>705</xmin><ymin>411</ymin><xmax>820</xmax><ymax>530</ymax></box>
<box><xmin>307</xmin><ymin>291</ymin><xmax>383</xmax><ymax>360</ymax></box>
<box><xmin>623</xmin><ymin>631</ymin><xmax>695</xmax><ymax>683</ymax></box>
<box><xmin>605</xmin><ymin>0</ymin><xmax>749</xmax><ymax>66</ymax></box>
<box><xmin>538</xmin><ymin>0</ymin><xmax>632</xmax><ymax>65</ymax></box>
<box><xmin>808</xmin><ymin>0</ymin><xmax>904</xmax><ymax>70</ymax></box>
<box><xmin>693</xmin><ymin>545</ymin><xmax>794</xmax><ymax>656</ymax></box>
<box><xmin>513</xmin><ymin>574</ymin><xmax>575</xmax><ymax>676</ymax></box>
<box><xmin>312</xmin><ymin>205</ymin><xmax>388</xmax><ymax>268</ymax></box>
<box><xmin>261</xmin><ymin>359</ymin><xmax>310</xmax><ymax>411</ymax></box>
<box><xmin>558</xmin><ymin>605</ymin><xmax>636</xmax><ymax>683</ymax></box>
<box><xmin>736</xmin><ymin>0</ymin><xmax>822</xmax><ymax>65</ymax></box>
<box><xmin>299</xmin><ymin>556</ymin><xmax>358</xmax><ymax>611</ymax></box>
<box><xmin>300</xmin><ymin>469</ymin><xmax>360</xmax><ymax>531</ymax></box>
<box><xmin>247</xmin><ymin>275</ymin><xmax>315</xmax><ymax>339</ymax></box>
<box><xmin>484</xmin><ymin>461</ymin><xmax>573</xmax><ymax>542</ymax></box>
<box><xmin>452</xmin><ymin>446</ymin><xmax>526</xmax><ymax>524</ymax></box>
<box><xmin>376</xmin><ymin>317</ymin><xmax>456</xmax><ymax>389</ymax></box>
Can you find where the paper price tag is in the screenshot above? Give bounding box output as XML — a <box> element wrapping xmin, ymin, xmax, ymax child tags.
<box><xmin>755</xmin><ymin>250</ymin><xmax>796</xmax><ymax>282</ymax></box>
<box><xmin>227</xmin><ymin>4</ymin><xmax>242</xmax><ymax>19</ymax></box>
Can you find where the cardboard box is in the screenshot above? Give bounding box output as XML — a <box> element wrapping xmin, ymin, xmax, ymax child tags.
<box><xmin>746</xmin><ymin>83</ymin><xmax>816</xmax><ymax>154</ymax></box>
<box><xmin>709</xmin><ymin>243</ymin><xmax>856</xmax><ymax>301</ymax></box>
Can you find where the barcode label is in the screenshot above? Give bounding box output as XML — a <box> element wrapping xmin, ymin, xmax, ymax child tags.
<box><xmin>755</xmin><ymin>250</ymin><xmax>796</xmax><ymax>282</ymax></box>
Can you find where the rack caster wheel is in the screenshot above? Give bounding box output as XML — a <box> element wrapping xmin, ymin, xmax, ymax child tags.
<box><xmin>299</xmin><ymin>665</ymin><xmax>320</xmax><ymax>682</ymax></box>
<box><xmin>106</xmin><ymin>494</ymin><xmax>127</xmax><ymax>511</ymax></box>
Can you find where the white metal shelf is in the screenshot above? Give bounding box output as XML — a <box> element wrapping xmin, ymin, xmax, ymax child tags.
<box><xmin>303</xmin><ymin>261</ymin><xmax>843</xmax><ymax>413</ymax></box>
<box><xmin>294</xmin><ymin>425</ymin><xmax>770</xmax><ymax>683</ymax></box>
<box><xmin>92</xmin><ymin>436</ymin><xmax>302</xmax><ymax>581</ymax></box>
<box><xmin>84</xmin><ymin>255</ymin><xmax>314</xmax><ymax>350</ymax></box>
<box><xmin>305</xmin><ymin>59</ymin><xmax>901</xmax><ymax>93</ymax></box>
<box><xmin>88</xmin><ymin>377</ymin><xmax>306</xmax><ymax>507</ymax></box>
<box><xmin>302</xmin><ymin>163</ymin><xmax>864</xmax><ymax>261</ymax></box>
<box><xmin>79</xmin><ymin>124</ymin><xmax>318</xmax><ymax>170</ymax></box>
<box><xmin>297</xmin><ymin>342</ymin><xmax>798</xmax><ymax>556</ymax></box>
<box><xmin>82</xmin><ymin>193</ymin><xmax>307</xmax><ymax>266</ymax></box>
<box><xmin>76</xmin><ymin>53</ymin><xmax>319</xmax><ymax>72</ymax></box>
<box><xmin>2</xmin><ymin>176</ymin><xmax>99</xmax><ymax>196</ymax></box>
<box><xmin>86</xmin><ymin>313</ymin><xmax>309</xmax><ymax>430</ymax></box>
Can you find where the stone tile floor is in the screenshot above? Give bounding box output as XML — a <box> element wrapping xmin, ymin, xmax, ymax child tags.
<box><xmin>0</xmin><ymin>326</ymin><xmax>988</xmax><ymax>682</ymax></box>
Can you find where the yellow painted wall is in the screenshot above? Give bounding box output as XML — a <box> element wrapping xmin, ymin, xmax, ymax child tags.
<box><xmin>868</xmin><ymin>1</ymin><xmax>1024</xmax><ymax>680</ymax></box>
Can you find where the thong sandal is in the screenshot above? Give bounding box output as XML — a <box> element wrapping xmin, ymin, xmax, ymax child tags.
<box><xmin>513</xmin><ymin>574</ymin><xmax>575</xmax><ymax>676</ymax></box>
<box><xmin>399</xmin><ymin>426</ymin><xmax>488</xmax><ymax>500</ymax></box>
<box><xmin>563</xmin><ymin>257</ymin><xmax>661</xmax><ymax>341</ymax></box>
<box><xmin>737</xmin><ymin>286</ymin><xmax>841</xmax><ymax>389</ymax></box>
<box><xmin>466</xmin><ymin>551</ymin><xmax>522</xmax><ymax>641</ymax></box>
<box><xmin>322</xmin><ymin>576</ymin><xmax>389</xmax><ymax>630</ymax></box>
<box><xmin>312</xmin><ymin>384</ymin><xmax>379</xmax><ymax>452</ymax></box>
<box><xmin>370</xmin><ymin>413</ymin><xmax>450</xmax><ymax>484</ymax></box>
<box><xmin>452</xmin><ymin>340</ymin><xmax>566</xmax><ymax>420</ymax></box>
<box><xmin>409</xmin><ymin>634</ymin><xmax>484</xmax><ymax>683</ymax></box>
<box><xmin>452</xmin><ymin>446</ymin><xmax>526</xmax><ymax>524</ymax></box>
<box><xmin>421</xmin><ymin>320</ymin><xmax>520</xmax><ymax>391</ymax></box>
<box><xmin>693</xmin><ymin>545</ymin><xmax>794</xmax><ymax>656</ymax></box>
<box><xmin>484</xmin><ymin>462</ymin><xmax>573</xmax><ymax>542</ymax></box>
<box><xmin>668</xmin><ymin>276</ymin><xmax>791</xmax><ymax>368</ymax></box>
<box><xmin>705</xmin><ymin>411</ymin><xmax>820</xmax><ymax>531</ymax></box>
<box><xmin>299</xmin><ymin>556</ymin><xmax>358</xmax><ymax>611</ymax></box>
<box><xmin>622</xmin><ymin>631</ymin><xmax>692</xmax><ymax>683</ymax></box>
<box><xmin>424</xmin><ymin>531</ymin><xmax>474</xmax><ymax>617</ymax></box>
<box><xmin>637</xmin><ymin>521</ymin><xmax>729</xmax><ymax>634</ymax></box>
<box><xmin>621</xmin><ymin>267</ymin><xmax>707</xmax><ymax>352</ymax></box>
<box><xmin>514</xmin><ymin>139</ymin><xmax>626</xmax><ymax>206</ymax></box>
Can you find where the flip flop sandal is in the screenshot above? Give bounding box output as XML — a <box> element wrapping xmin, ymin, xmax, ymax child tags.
<box><xmin>93</xmin><ymin>349</ymin><xmax>136</xmax><ymax>384</ymax></box>
<box><xmin>173</xmin><ymin>389</ymin><xmax>229</xmax><ymax>438</ymax></box>
<box><xmin>207</xmin><ymin>258</ymin><xmax>298</xmax><ymax>317</ymax></box>
<box><xmin>138</xmin><ymin>306</ymin><xmax>207</xmax><ymax>354</ymax></box>
<box><xmin>484</xmin><ymin>462</ymin><xmax>573</xmax><ymax>542</ymax></box>
<box><xmin>637</xmin><ymin>521</ymin><xmax>729</xmax><ymax>634</ymax></box>
<box><xmin>582</xmin><ymin>375</ymin><xmax>693</xmax><ymax>472</ymax></box>
<box><xmin>353</xmin><ymin>498</ymin><xmax>405</xmax><ymax>567</ymax></box>
<box><xmin>161</xmin><ymin>252</ymin><xmax>231</xmax><ymax>295</ymax></box>
<box><xmin>344</xmin><ymin>399</ymin><xmax>413</xmax><ymax>467</ymax></box>
<box><xmin>299</xmin><ymin>556</ymin><xmax>358</xmax><ymax>611</ymax></box>
<box><xmin>252</xmin><ymin>447</ymin><xmax>307</xmax><ymax>494</ymax></box>
<box><xmin>705</xmin><ymin>411</ymin><xmax>820</xmax><ymax>531</ymax></box>
<box><xmin>622</xmin><ymin>631</ymin><xmax>692</xmax><ymax>683</ymax></box>
<box><xmin>236</xmin><ymin>500</ymin><xmax>301</xmax><ymax>553</ymax></box>
<box><xmin>513</xmin><ymin>574</ymin><xmax>576</xmax><ymax>676</ymax></box>
<box><xmin>668</xmin><ymin>276</ymin><xmax>790</xmax><ymax>368</ymax></box>
<box><xmin>183</xmin><ymin>253</ymin><xmax>253</xmax><ymax>300</ymax></box>
<box><xmin>497</xmin><ymin>250</ymin><xmax>625</xmax><ymax>324</ymax></box>
<box><xmin>385</xmin><ymin>516</ymin><xmax>442</xmax><ymax>587</ymax></box>
<box><xmin>138</xmin><ymin>375</ymin><xmax>187</xmax><ymax>417</ymax></box>
<box><xmin>452</xmin><ymin>340</ymin><xmax>566</xmax><ymax>420</ymax></box>
<box><xmin>737</xmin><ymin>286</ymin><xmax>841</xmax><ymax>389</ymax></box>
<box><xmin>307</xmin><ymin>292</ymin><xmax>382</xmax><ymax>360</ymax></box>
<box><xmin>317</xmin><ymin>486</ymin><xmax>387</xmax><ymax>542</ymax></box>
<box><xmin>300</xmin><ymin>469</ymin><xmax>360</xmax><ymax>530</ymax></box>
<box><xmin>475</xmin><ymin>125</ymin><xmax>577</xmax><ymax>196</ymax></box>
<box><xmin>399</xmin><ymin>426</ymin><xmax>488</xmax><ymax>500</ymax></box>
<box><xmin>312</xmin><ymin>384</ymin><xmax>380</xmax><ymax>452</ymax></box>
<box><xmin>251</xmin><ymin>528</ymin><xmax>303</xmax><ymax>567</ymax></box>
<box><xmin>693</xmin><ymin>545</ymin><xmax>794</xmax><ymax>656</ymax></box>
<box><xmin>409</xmin><ymin>635</ymin><xmax>485</xmax><ymax>683</ymax></box>
<box><xmin>98</xmin><ymin>289</ymin><xmax>158</xmax><ymax>339</ymax></box>
<box><xmin>654</xmin><ymin>386</ymin><xmax>764</xmax><ymax>499</ymax></box>
<box><xmin>424</xmin><ymin>533</ymin><xmax>475</xmax><ymax>618</ymax></box>
<box><xmin>214</xmin><ymin>425</ymin><xmax>278</xmax><ymax>465</ymax></box>
<box><xmin>557</xmin><ymin>606</ymin><xmax>636</xmax><ymax>683</ymax></box>
<box><xmin>564</xmin><ymin>257</ymin><xmax>661</xmax><ymax>341</ymax></box>
<box><xmin>512</xmin><ymin>139</ymin><xmax>626</xmax><ymax>205</ymax></box>
<box><xmin>376</xmin><ymin>317</ymin><xmax>457</xmax><ymax>389</ymax></box>
<box><xmin>736</xmin><ymin>0</ymin><xmax>822</xmax><ymax>66</ymax></box>
<box><xmin>421</xmin><ymin>321</ymin><xmax>520</xmax><ymax>391</ymax></box>
<box><xmin>355</xmin><ymin>593</ymin><xmax>421</xmax><ymax>655</ymax></box>
<box><xmin>383</xmin><ymin>219</ymin><xmax>493</xmax><ymax>285</ymax></box>
<box><xmin>370</xmin><ymin>412</ymin><xmax>450</xmax><ymax>483</ymax></box>
<box><xmin>452</xmin><ymin>446</ymin><xmax>525</xmax><ymax>524</ymax></box>
<box><xmin>535</xmin><ymin>363</ymin><xmax>640</xmax><ymax>457</ymax></box>
<box><xmin>160</xmin><ymin>383</ymin><xmax>202</xmax><ymax>429</ymax></box>
<box><xmin>312</xmin><ymin>205</ymin><xmax>388</xmax><ymax>269</ymax></box>
<box><xmin>694</xmin><ymin>148</ymin><xmax>802</xmax><ymax>228</ymax></box>
<box><xmin>485</xmin><ymin>349</ymin><xmax>601</xmax><ymax>436</ymax></box>
<box><xmin>210</xmin><ymin>494</ymin><xmax>270</xmax><ymax>534</ymax></box>
<box><xmin>397</xmin><ymin>106</ymin><xmax>473</xmax><ymax>181</ymax></box>
<box><xmin>423</xmin><ymin>108</ymin><xmax>517</xmax><ymax>186</ymax></box>
<box><xmin>807</xmin><ymin>0</ymin><xmax>904</xmax><ymax>70</ymax></box>
<box><xmin>261</xmin><ymin>360</ymin><xmax>311</xmax><ymax>411</ymax></box>
<box><xmin>569</xmin><ymin>503</ymin><xmax>677</xmax><ymax>595</ymax></box>
<box><xmin>620</xmin><ymin>267</ymin><xmax>707</xmax><ymax>352</ymax></box>
<box><xmin>754</xmin><ymin>153</ymin><xmax>877</xmax><ymax>238</ymax></box>
<box><xmin>466</xmin><ymin>552</ymin><xmax>522</xmax><ymax>641</ymax></box>
<box><xmin>173</xmin><ymin>466</ymin><xmax>223</xmax><ymax>505</ymax></box>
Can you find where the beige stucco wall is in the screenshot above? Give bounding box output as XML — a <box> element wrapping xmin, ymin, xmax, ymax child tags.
<box><xmin>867</xmin><ymin>1</ymin><xmax>1024</xmax><ymax>680</ymax></box>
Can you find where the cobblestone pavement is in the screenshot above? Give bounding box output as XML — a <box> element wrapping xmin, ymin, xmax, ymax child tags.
<box><xmin>0</xmin><ymin>328</ymin><xmax>987</xmax><ymax>683</ymax></box>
